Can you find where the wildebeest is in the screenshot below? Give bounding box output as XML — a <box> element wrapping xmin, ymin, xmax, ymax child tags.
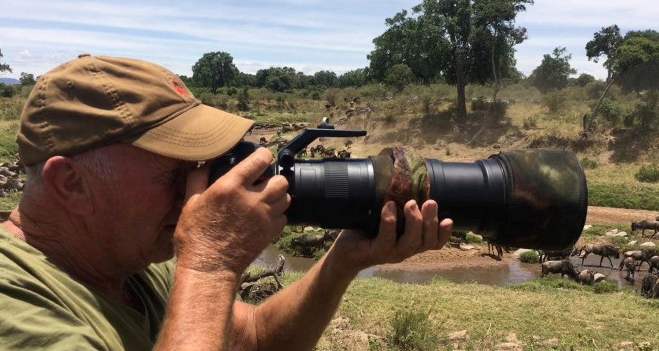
<box><xmin>649</xmin><ymin>256</ymin><xmax>659</xmax><ymax>274</ymax></box>
<box><xmin>540</xmin><ymin>260</ymin><xmax>578</xmax><ymax>281</ymax></box>
<box><xmin>619</xmin><ymin>249</ymin><xmax>659</xmax><ymax>271</ymax></box>
<box><xmin>640</xmin><ymin>273</ymin><xmax>659</xmax><ymax>298</ymax></box>
<box><xmin>290</xmin><ymin>232</ymin><xmax>335</xmax><ymax>254</ymax></box>
<box><xmin>620</xmin><ymin>257</ymin><xmax>636</xmax><ymax>283</ymax></box>
<box><xmin>574</xmin><ymin>243</ymin><xmax>620</xmax><ymax>268</ymax></box>
<box><xmin>631</xmin><ymin>220</ymin><xmax>659</xmax><ymax>238</ymax></box>
<box><xmin>576</xmin><ymin>269</ymin><xmax>595</xmax><ymax>285</ymax></box>
<box><xmin>539</xmin><ymin>245</ymin><xmax>575</xmax><ymax>263</ymax></box>
<box><xmin>486</xmin><ymin>240</ymin><xmax>503</xmax><ymax>260</ymax></box>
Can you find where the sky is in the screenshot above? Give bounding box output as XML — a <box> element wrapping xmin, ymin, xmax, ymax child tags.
<box><xmin>1</xmin><ymin>1</ymin><xmax>658</xmax><ymax>81</ymax></box>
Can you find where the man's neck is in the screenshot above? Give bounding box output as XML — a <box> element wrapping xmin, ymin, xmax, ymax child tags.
<box><xmin>3</xmin><ymin>208</ymin><xmax>131</xmax><ymax>306</ymax></box>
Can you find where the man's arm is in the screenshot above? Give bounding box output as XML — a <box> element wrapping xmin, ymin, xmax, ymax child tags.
<box><xmin>155</xmin><ymin>148</ymin><xmax>290</xmax><ymax>351</ymax></box>
<box><xmin>231</xmin><ymin>200</ymin><xmax>453</xmax><ymax>351</ymax></box>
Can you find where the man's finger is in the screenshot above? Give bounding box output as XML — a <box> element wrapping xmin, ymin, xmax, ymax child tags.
<box><xmin>185</xmin><ymin>166</ymin><xmax>209</xmax><ymax>202</ymax></box>
<box><xmin>228</xmin><ymin>147</ymin><xmax>274</xmax><ymax>186</ymax></box>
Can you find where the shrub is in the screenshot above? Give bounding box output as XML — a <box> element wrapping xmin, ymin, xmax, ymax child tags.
<box><xmin>0</xmin><ymin>84</ymin><xmax>17</xmax><ymax>98</ymax></box>
<box><xmin>386</xmin><ymin>309</ymin><xmax>438</xmax><ymax>351</ymax></box>
<box><xmin>579</xmin><ymin>157</ymin><xmax>598</xmax><ymax>169</ymax></box>
<box><xmin>592</xmin><ymin>280</ymin><xmax>618</xmax><ymax>294</ymax></box>
<box><xmin>464</xmin><ymin>232</ymin><xmax>482</xmax><ymax>244</ymax></box>
<box><xmin>522</xmin><ymin>115</ymin><xmax>538</xmax><ymax>129</ymax></box>
<box><xmin>520</xmin><ymin>250</ymin><xmax>539</xmax><ymax>263</ymax></box>
<box><xmin>635</xmin><ymin>164</ymin><xmax>659</xmax><ymax>183</ymax></box>
<box><xmin>543</xmin><ymin>90</ymin><xmax>567</xmax><ymax>113</ymax></box>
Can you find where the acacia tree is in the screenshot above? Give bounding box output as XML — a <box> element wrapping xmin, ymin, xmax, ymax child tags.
<box><xmin>0</xmin><ymin>49</ymin><xmax>11</xmax><ymax>73</ymax></box>
<box><xmin>191</xmin><ymin>51</ymin><xmax>238</xmax><ymax>93</ymax></box>
<box><xmin>583</xmin><ymin>29</ymin><xmax>659</xmax><ymax>132</ymax></box>
<box><xmin>368</xmin><ymin>0</ymin><xmax>532</xmax><ymax>123</ymax></box>
<box><xmin>586</xmin><ymin>25</ymin><xmax>623</xmax><ymax>80</ymax></box>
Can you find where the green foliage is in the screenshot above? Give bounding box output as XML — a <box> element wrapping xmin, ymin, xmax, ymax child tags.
<box><xmin>592</xmin><ymin>280</ymin><xmax>619</xmax><ymax>294</ymax></box>
<box><xmin>614</xmin><ymin>30</ymin><xmax>659</xmax><ymax>92</ymax></box>
<box><xmin>0</xmin><ymin>84</ymin><xmax>17</xmax><ymax>98</ymax></box>
<box><xmin>586</xmin><ymin>25</ymin><xmax>623</xmax><ymax>79</ymax></box>
<box><xmin>237</xmin><ymin>87</ymin><xmax>250</xmax><ymax>111</ymax></box>
<box><xmin>383</xmin><ymin>64</ymin><xmax>413</xmax><ymax>93</ymax></box>
<box><xmin>529</xmin><ymin>47</ymin><xmax>576</xmax><ymax>93</ymax></box>
<box><xmin>464</xmin><ymin>232</ymin><xmax>482</xmax><ymax>244</ymax></box>
<box><xmin>587</xmin><ymin>183</ymin><xmax>659</xmax><ymax>211</ymax></box>
<box><xmin>19</xmin><ymin>72</ymin><xmax>36</xmax><ymax>86</ymax></box>
<box><xmin>519</xmin><ymin>250</ymin><xmax>539</xmax><ymax>263</ymax></box>
<box><xmin>192</xmin><ymin>51</ymin><xmax>238</xmax><ymax>93</ymax></box>
<box><xmin>386</xmin><ymin>308</ymin><xmax>438</xmax><ymax>351</ymax></box>
<box><xmin>635</xmin><ymin>164</ymin><xmax>659</xmax><ymax>183</ymax></box>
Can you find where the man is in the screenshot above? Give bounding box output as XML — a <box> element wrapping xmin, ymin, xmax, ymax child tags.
<box><xmin>0</xmin><ymin>54</ymin><xmax>453</xmax><ymax>351</ymax></box>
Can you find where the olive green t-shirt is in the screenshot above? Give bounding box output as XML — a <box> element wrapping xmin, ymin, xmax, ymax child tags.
<box><xmin>0</xmin><ymin>227</ymin><xmax>174</xmax><ymax>350</ymax></box>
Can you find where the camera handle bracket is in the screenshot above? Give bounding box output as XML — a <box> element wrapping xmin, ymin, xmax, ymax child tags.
<box><xmin>277</xmin><ymin>126</ymin><xmax>367</xmax><ymax>170</ymax></box>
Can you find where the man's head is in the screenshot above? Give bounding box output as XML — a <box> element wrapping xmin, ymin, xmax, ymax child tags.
<box><xmin>17</xmin><ymin>54</ymin><xmax>254</xmax><ymax>166</ymax></box>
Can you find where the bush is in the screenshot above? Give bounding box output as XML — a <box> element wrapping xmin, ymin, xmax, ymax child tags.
<box><xmin>0</xmin><ymin>84</ymin><xmax>17</xmax><ymax>98</ymax></box>
<box><xmin>580</xmin><ymin>157</ymin><xmax>598</xmax><ymax>169</ymax></box>
<box><xmin>543</xmin><ymin>90</ymin><xmax>568</xmax><ymax>113</ymax></box>
<box><xmin>635</xmin><ymin>164</ymin><xmax>659</xmax><ymax>183</ymax></box>
<box><xmin>522</xmin><ymin>115</ymin><xmax>538</xmax><ymax>129</ymax></box>
<box><xmin>520</xmin><ymin>250</ymin><xmax>539</xmax><ymax>263</ymax></box>
<box><xmin>592</xmin><ymin>280</ymin><xmax>618</xmax><ymax>294</ymax></box>
<box><xmin>386</xmin><ymin>309</ymin><xmax>438</xmax><ymax>351</ymax></box>
<box><xmin>464</xmin><ymin>232</ymin><xmax>483</xmax><ymax>244</ymax></box>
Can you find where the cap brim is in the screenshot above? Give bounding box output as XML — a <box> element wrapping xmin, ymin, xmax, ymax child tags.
<box><xmin>125</xmin><ymin>104</ymin><xmax>254</xmax><ymax>161</ymax></box>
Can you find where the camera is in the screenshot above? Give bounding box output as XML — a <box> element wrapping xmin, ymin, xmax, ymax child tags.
<box><xmin>209</xmin><ymin>122</ymin><xmax>588</xmax><ymax>250</ymax></box>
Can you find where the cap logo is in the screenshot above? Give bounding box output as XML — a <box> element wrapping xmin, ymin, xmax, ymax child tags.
<box><xmin>172</xmin><ymin>81</ymin><xmax>185</xmax><ymax>96</ymax></box>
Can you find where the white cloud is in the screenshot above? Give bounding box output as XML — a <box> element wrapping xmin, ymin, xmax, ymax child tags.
<box><xmin>1</xmin><ymin>0</ymin><xmax>655</xmax><ymax>80</ymax></box>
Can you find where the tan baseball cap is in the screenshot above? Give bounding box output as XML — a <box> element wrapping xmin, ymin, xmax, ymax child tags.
<box><xmin>17</xmin><ymin>54</ymin><xmax>254</xmax><ymax>166</ymax></box>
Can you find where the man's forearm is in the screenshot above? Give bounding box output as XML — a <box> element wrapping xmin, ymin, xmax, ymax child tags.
<box><xmin>155</xmin><ymin>266</ymin><xmax>240</xmax><ymax>351</ymax></box>
<box><xmin>244</xmin><ymin>246</ymin><xmax>361</xmax><ymax>351</ymax></box>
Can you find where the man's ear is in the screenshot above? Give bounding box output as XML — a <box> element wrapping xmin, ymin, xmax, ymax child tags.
<box><xmin>42</xmin><ymin>156</ymin><xmax>94</xmax><ymax>215</ymax></box>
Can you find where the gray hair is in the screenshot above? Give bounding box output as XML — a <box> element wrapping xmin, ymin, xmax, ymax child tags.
<box><xmin>24</xmin><ymin>146</ymin><xmax>116</xmax><ymax>190</ymax></box>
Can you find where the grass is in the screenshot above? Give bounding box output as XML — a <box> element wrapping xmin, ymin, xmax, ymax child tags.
<box><xmin>270</xmin><ymin>272</ymin><xmax>659</xmax><ymax>351</ymax></box>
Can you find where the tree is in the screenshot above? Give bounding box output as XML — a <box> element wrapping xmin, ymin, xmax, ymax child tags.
<box><xmin>383</xmin><ymin>63</ymin><xmax>414</xmax><ymax>92</ymax></box>
<box><xmin>614</xmin><ymin>30</ymin><xmax>659</xmax><ymax>92</ymax></box>
<box><xmin>19</xmin><ymin>72</ymin><xmax>36</xmax><ymax>86</ymax></box>
<box><xmin>312</xmin><ymin>70</ymin><xmax>338</xmax><ymax>88</ymax></box>
<box><xmin>368</xmin><ymin>0</ymin><xmax>532</xmax><ymax>122</ymax></box>
<box><xmin>338</xmin><ymin>68</ymin><xmax>369</xmax><ymax>87</ymax></box>
<box><xmin>0</xmin><ymin>49</ymin><xmax>11</xmax><ymax>73</ymax></box>
<box><xmin>583</xmin><ymin>29</ymin><xmax>659</xmax><ymax>133</ymax></box>
<box><xmin>191</xmin><ymin>51</ymin><xmax>238</xmax><ymax>93</ymax></box>
<box><xmin>255</xmin><ymin>67</ymin><xmax>299</xmax><ymax>92</ymax></box>
<box><xmin>528</xmin><ymin>47</ymin><xmax>576</xmax><ymax>93</ymax></box>
<box><xmin>586</xmin><ymin>25</ymin><xmax>623</xmax><ymax>80</ymax></box>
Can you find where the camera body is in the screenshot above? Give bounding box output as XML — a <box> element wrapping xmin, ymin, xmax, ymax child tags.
<box><xmin>209</xmin><ymin>123</ymin><xmax>588</xmax><ymax>250</ymax></box>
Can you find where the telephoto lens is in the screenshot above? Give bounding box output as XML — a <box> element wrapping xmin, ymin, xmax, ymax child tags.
<box><xmin>209</xmin><ymin>129</ymin><xmax>587</xmax><ymax>251</ymax></box>
<box><xmin>282</xmin><ymin>147</ymin><xmax>586</xmax><ymax>250</ymax></box>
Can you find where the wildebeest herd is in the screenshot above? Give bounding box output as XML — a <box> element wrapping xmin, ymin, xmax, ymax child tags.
<box><xmin>539</xmin><ymin>225</ymin><xmax>659</xmax><ymax>299</ymax></box>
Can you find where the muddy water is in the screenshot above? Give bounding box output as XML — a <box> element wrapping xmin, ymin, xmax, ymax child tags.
<box><xmin>256</xmin><ymin>245</ymin><xmax>649</xmax><ymax>290</ymax></box>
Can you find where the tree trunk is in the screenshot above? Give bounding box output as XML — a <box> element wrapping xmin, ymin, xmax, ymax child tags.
<box><xmin>490</xmin><ymin>42</ymin><xmax>500</xmax><ymax>104</ymax></box>
<box><xmin>455</xmin><ymin>62</ymin><xmax>467</xmax><ymax>123</ymax></box>
<box><xmin>583</xmin><ymin>78</ymin><xmax>616</xmax><ymax>135</ymax></box>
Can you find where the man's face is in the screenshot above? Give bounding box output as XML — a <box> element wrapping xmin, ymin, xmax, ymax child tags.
<box><xmin>87</xmin><ymin>144</ymin><xmax>192</xmax><ymax>271</ymax></box>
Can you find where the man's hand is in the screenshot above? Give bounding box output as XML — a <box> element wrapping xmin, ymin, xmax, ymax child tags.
<box><xmin>330</xmin><ymin>199</ymin><xmax>453</xmax><ymax>272</ymax></box>
<box><xmin>174</xmin><ymin>147</ymin><xmax>291</xmax><ymax>274</ymax></box>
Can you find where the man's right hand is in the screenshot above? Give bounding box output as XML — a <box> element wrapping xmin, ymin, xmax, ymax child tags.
<box><xmin>174</xmin><ymin>147</ymin><xmax>290</xmax><ymax>275</ymax></box>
